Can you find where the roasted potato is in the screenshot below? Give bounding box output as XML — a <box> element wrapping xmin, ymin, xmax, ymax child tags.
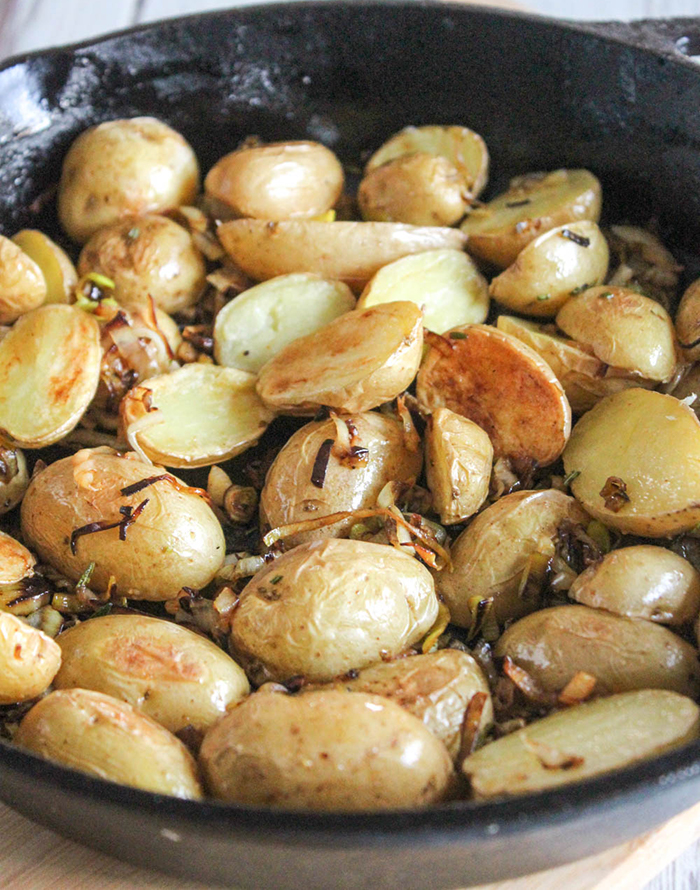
<box><xmin>0</xmin><ymin>530</ymin><xmax>35</xmax><ymax>584</ymax></box>
<box><xmin>256</xmin><ymin>301</ymin><xmax>423</xmax><ymax>415</ymax></box>
<box><xmin>229</xmin><ymin>538</ymin><xmax>439</xmax><ymax>684</ymax></box>
<box><xmin>12</xmin><ymin>229</ymin><xmax>77</xmax><ymax>304</ymax></box>
<box><xmin>0</xmin><ymin>447</ymin><xmax>28</xmax><ymax>514</ymax></box>
<box><xmin>676</xmin><ymin>277</ymin><xmax>700</xmax><ymax>361</ymax></box>
<box><xmin>199</xmin><ymin>687</ymin><xmax>454</xmax><ymax>810</ymax></box>
<box><xmin>0</xmin><ymin>612</ymin><xmax>61</xmax><ymax>704</ymax></box>
<box><xmin>0</xmin><ymin>234</ymin><xmax>47</xmax><ymax>323</ymax></box>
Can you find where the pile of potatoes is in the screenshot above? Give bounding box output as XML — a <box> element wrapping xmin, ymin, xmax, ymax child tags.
<box><xmin>1</xmin><ymin>115</ymin><xmax>700</xmax><ymax>810</ymax></box>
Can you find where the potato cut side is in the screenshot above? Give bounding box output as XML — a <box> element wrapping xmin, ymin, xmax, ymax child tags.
<box><xmin>563</xmin><ymin>388</ymin><xmax>700</xmax><ymax>536</ymax></box>
<box><xmin>214</xmin><ymin>273</ymin><xmax>355</xmax><ymax>373</ymax></box>
<box><xmin>256</xmin><ymin>301</ymin><xmax>423</xmax><ymax>414</ymax></box>
<box><xmin>489</xmin><ymin>222</ymin><xmax>608</xmax><ymax>317</ymax></box>
<box><xmin>365</xmin><ymin>124</ymin><xmax>489</xmax><ymax>200</ymax></box>
<box><xmin>358</xmin><ymin>249</ymin><xmax>488</xmax><ymax>333</ymax></box>
<box><xmin>0</xmin><ymin>235</ymin><xmax>47</xmax><ymax>323</ymax></box>
<box><xmin>121</xmin><ymin>364</ymin><xmax>275</xmax><ymax>468</ymax></box>
<box><xmin>425</xmin><ymin>407</ymin><xmax>492</xmax><ymax>525</ymax></box>
<box><xmin>0</xmin><ymin>530</ymin><xmax>35</xmax><ymax>584</ymax></box>
<box><xmin>461</xmin><ymin>169</ymin><xmax>602</xmax><ymax>269</ymax></box>
<box><xmin>0</xmin><ymin>305</ymin><xmax>101</xmax><ymax>448</ymax></box>
<box><xmin>217</xmin><ymin>219</ymin><xmax>466</xmax><ymax>293</ymax></box>
<box><xmin>0</xmin><ymin>612</ymin><xmax>61</xmax><ymax>704</ymax></box>
<box><xmin>556</xmin><ymin>286</ymin><xmax>677</xmax><ymax>383</ymax></box>
<box><xmin>416</xmin><ymin>324</ymin><xmax>571</xmax><ymax>470</ymax></box>
<box><xmin>463</xmin><ymin>690</ymin><xmax>700</xmax><ymax>798</ymax></box>
<box><xmin>12</xmin><ymin>229</ymin><xmax>77</xmax><ymax>304</ymax></box>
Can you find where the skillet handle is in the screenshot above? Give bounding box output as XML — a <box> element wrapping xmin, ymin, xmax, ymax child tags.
<box><xmin>581</xmin><ymin>18</ymin><xmax>700</xmax><ymax>61</ymax></box>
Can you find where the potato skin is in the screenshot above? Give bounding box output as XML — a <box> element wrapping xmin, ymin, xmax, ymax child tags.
<box><xmin>0</xmin><ymin>529</ymin><xmax>35</xmax><ymax>584</ymax></box>
<box><xmin>260</xmin><ymin>411</ymin><xmax>423</xmax><ymax>545</ymax></box>
<box><xmin>0</xmin><ymin>613</ymin><xmax>61</xmax><ymax>704</ymax></box>
<box><xmin>0</xmin><ymin>235</ymin><xmax>46</xmax><ymax>323</ymax></box>
<box><xmin>676</xmin><ymin>277</ymin><xmax>700</xmax><ymax>361</ymax></box>
<box><xmin>230</xmin><ymin>539</ymin><xmax>439</xmax><ymax>684</ymax></box>
<box><xmin>20</xmin><ymin>449</ymin><xmax>225</xmax><ymax>601</ymax></box>
<box><xmin>54</xmin><ymin>615</ymin><xmax>249</xmax><ymax>733</ymax></box>
<box><xmin>494</xmin><ymin>605</ymin><xmax>700</xmax><ymax>698</ymax></box>
<box><xmin>15</xmin><ymin>688</ymin><xmax>203</xmax><ymax>799</ymax></box>
<box><xmin>199</xmin><ymin>687</ymin><xmax>454</xmax><ymax>810</ymax></box>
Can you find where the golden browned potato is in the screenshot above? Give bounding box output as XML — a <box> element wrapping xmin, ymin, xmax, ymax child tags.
<box><xmin>570</xmin><ymin>546</ymin><xmax>700</xmax><ymax>626</ymax></box>
<box><xmin>77</xmin><ymin>215</ymin><xmax>206</xmax><ymax>314</ymax></box>
<box><xmin>15</xmin><ymin>688</ymin><xmax>203</xmax><ymax>799</ymax></box>
<box><xmin>436</xmin><ymin>490</ymin><xmax>589</xmax><ymax>628</ymax></box>
<box><xmin>121</xmin><ymin>364</ymin><xmax>275</xmax><ymax>468</ymax></box>
<box><xmin>463</xmin><ymin>690</ymin><xmax>700</xmax><ymax>798</ymax></box>
<box><xmin>229</xmin><ymin>539</ymin><xmax>439</xmax><ymax>684</ymax></box>
<box><xmin>416</xmin><ymin>324</ymin><xmax>571</xmax><ymax>470</ymax></box>
<box><xmin>357</xmin><ymin>249</ymin><xmax>488</xmax><ymax>333</ymax></box>
<box><xmin>260</xmin><ymin>411</ymin><xmax>423</xmax><ymax>545</ymax></box>
<box><xmin>461</xmin><ymin>169</ymin><xmax>602</xmax><ymax>269</ymax></box>
<box><xmin>0</xmin><ymin>612</ymin><xmax>61</xmax><ymax>704</ymax></box>
<box><xmin>217</xmin><ymin>219</ymin><xmax>466</xmax><ymax>292</ymax></box>
<box><xmin>0</xmin><ymin>235</ymin><xmax>47</xmax><ymax>322</ymax></box>
<box><xmin>676</xmin><ymin>277</ymin><xmax>700</xmax><ymax>361</ymax></box>
<box><xmin>0</xmin><ymin>530</ymin><xmax>34</xmax><ymax>584</ymax></box>
<box><xmin>495</xmin><ymin>605</ymin><xmax>700</xmax><ymax>697</ymax></box>
<box><xmin>424</xmin><ymin>408</ymin><xmax>492</xmax><ymax>525</ymax></box>
<box><xmin>556</xmin><ymin>286</ymin><xmax>677</xmax><ymax>383</ymax></box>
<box><xmin>12</xmin><ymin>230</ymin><xmax>77</xmax><ymax>304</ymax></box>
<box><xmin>199</xmin><ymin>687</ymin><xmax>454</xmax><ymax>809</ymax></box>
<box><xmin>563</xmin><ymin>389</ymin><xmax>700</xmax><ymax>536</ymax></box>
<box><xmin>205</xmin><ymin>141</ymin><xmax>344</xmax><ymax>220</ymax></box>
<box><xmin>54</xmin><ymin>614</ymin><xmax>249</xmax><ymax>734</ymax></box>
<box><xmin>0</xmin><ymin>447</ymin><xmax>28</xmax><ymax>514</ymax></box>
<box><xmin>489</xmin><ymin>222</ymin><xmax>609</xmax><ymax>317</ymax></box>
<box><xmin>0</xmin><ymin>305</ymin><xmax>101</xmax><ymax>448</ymax></box>
<box><xmin>58</xmin><ymin>117</ymin><xmax>200</xmax><ymax>244</ymax></box>
<box><xmin>338</xmin><ymin>649</ymin><xmax>492</xmax><ymax>759</ymax></box>
<box><xmin>256</xmin><ymin>301</ymin><xmax>423</xmax><ymax>415</ymax></box>
<box><xmin>21</xmin><ymin>448</ymin><xmax>225</xmax><ymax>601</ymax></box>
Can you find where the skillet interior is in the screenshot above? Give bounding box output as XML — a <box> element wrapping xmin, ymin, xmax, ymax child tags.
<box><xmin>1</xmin><ymin>2</ymin><xmax>700</xmax><ymax>887</ymax></box>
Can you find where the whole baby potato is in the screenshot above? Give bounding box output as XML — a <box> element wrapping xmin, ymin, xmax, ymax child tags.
<box><xmin>199</xmin><ymin>687</ymin><xmax>454</xmax><ymax>810</ymax></box>
<box><xmin>21</xmin><ymin>448</ymin><xmax>225</xmax><ymax>601</ymax></box>
<box><xmin>78</xmin><ymin>215</ymin><xmax>206</xmax><ymax>314</ymax></box>
<box><xmin>0</xmin><ymin>235</ymin><xmax>47</xmax><ymax>322</ymax></box>
<box><xmin>569</xmin><ymin>545</ymin><xmax>700</xmax><ymax>626</ymax></box>
<box><xmin>260</xmin><ymin>411</ymin><xmax>423</xmax><ymax>545</ymax></box>
<box><xmin>205</xmin><ymin>141</ymin><xmax>344</xmax><ymax>220</ymax></box>
<box><xmin>0</xmin><ymin>612</ymin><xmax>61</xmax><ymax>704</ymax></box>
<box><xmin>230</xmin><ymin>538</ymin><xmax>439</xmax><ymax>684</ymax></box>
<box><xmin>58</xmin><ymin>117</ymin><xmax>200</xmax><ymax>244</ymax></box>
<box><xmin>15</xmin><ymin>688</ymin><xmax>203</xmax><ymax>799</ymax></box>
<box><xmin>54</xmin><ymin>614</ymin><xmax>249</xmax><ymax>734</ymax></box>
<box><xmin>495</xmin><ymin>605</ymin><xmax>700</xmax><ymax>697</ymax></box>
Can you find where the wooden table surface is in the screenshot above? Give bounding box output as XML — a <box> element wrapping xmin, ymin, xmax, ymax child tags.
<box><xmin>1</xmin><ymin>1</ymin><xmax>700</xmax><ymax>888</ymax></box>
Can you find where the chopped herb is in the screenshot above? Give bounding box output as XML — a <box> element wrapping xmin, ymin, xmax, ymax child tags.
<box><xmin>310</xmin><ymin>438</ymin><xmax>335</xmax><ymax>489</ymax></box>
<box><xmin>126</xmin><ymin>227</ymin><xmax>140</xmax><ymax>240</ymax></box>
<box><xmin>599</xmin><ymin>291</ymin><xmax>614</xmax><ymax>299</ymax></box>
<box><xmin>570</xmin><ymin>283</ymin><xmax>590</xmax><ymax>296</ymax></box>
<box><xmin>84</xmin><ymin>272</ymin><xmax>115</xmax><ymax>290</ymax></box>
<box><xmin>505</xmin><ymin>199</ymin><xmax>531</xmax><ymax>208</ymax></box>
<box><xmin>600</xmin><ymin>476</ymin><xmax>630</xmax><ymax>512</ymax></box>
<box><xmin>449</xmin><ymin>330</ymin><xmax>467</xmax><ymax>339</ymax></box>
<box><xmin>91</xmin><ymin>603</ymin><xmax>113</xmax><ymax>619</ymax></box>
<box><xmin>536</xmin><ymin>294</ymin><xmax>551</xmax><ymax>302</ymax></box>
<box><xmin>76</xmin><ymin>561</ymin><xmax>96</xmax><ymax>590</ymax></box>
<box><xmin>561</xmin><ymin>228</ymin><xmax>590</xmax><ymax>247</ymax></box>
<box><xmin>270</xmin><ymin>575</ymin><xmax>283</xmax><ymax>584</ymax></box>
<box><xmin>563</xmin><ymin>470</ymin><xmax>581</xmax><ymax>486</ymax></box>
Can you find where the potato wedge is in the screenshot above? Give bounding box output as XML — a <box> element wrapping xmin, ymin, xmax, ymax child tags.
<box><xmin>121</xmin><ymin>364</ymin><xmax>275</xmax><ymax>468</ymax></box>
<box><xmin>214</xmin><ymin>273</ymin><xmax>355</xmax><ymax>374</ymax></box>
<box><xmin>489</xmin><ymin>222</ymin><xmax>608</xmax><ymax>317</ymax></box>
<box><xmin>0</xmin><ymin>612</ymin><xmax>61</xmax><ymax>703</ymax></box>
<box><xmin>0</xmin><ymin>235</ymin><xmax>47</xmax><ymax>323</ymax></box>
<box><xmin>495</xmin><ymin>605</ymin><xmax>700</xmax><ymax>697</ymax></box>
<box><xmin>563</xmin><ymin>388</ymin><xmax>700</xmax><ymax>536</ymax></box>
<box><xmin>416</xmin><ymin>324</ymin><xmax>571</xmax><ymax>470</ymax></box>
<box><xmin>424</xmin><ymin>407</ymin><xmax>492</xmax><ymax>525</ymax></box>
<box><xmin>0</xmin><ymin>530</ymin><xmax>34</xmax><ymax>584</ymax></box>
<box><xmin>256</xmin><ymin>301</ymin><xmax>423</xmax><ymax>415</ymax></box>
<box><xmin>569</xmin><ymin>546</ymin><xmax>700</xmax><ymax>626</ymax></box>
<box><xmin>217</xmin><ymin>219</ymin><xmax>466</xmax><ymax>292</ymax></box>
<box><xmin>0</xmin><ymin>305</ymin><xmax>101</xmax><ymax>448</ymax></box>
<box><xmin>436</xmin><ymin>490</ymin><xmax>589</xmax><ymax>628</ymax></box>
<box><xmin>461</xmin><ymin>169</ymin><xmax>602</xmax><ymax>269</ymax></box>
<box><xmin>357</xmin><ymin>249</ymin><xmax>488</xmax><ymax>333</ymax></box>
<box><xmin>463</xmin><ymin>690</ymin><xmax>700</xmax><ymax>798</ymax></box>
<box><xmin>12</xmin><ymin>229</ymin><xmax>77</xmax><ymax>304</ymax></box>
<box><xmin>556</xmin><ymin>286</ymin><xmax>677</xmax><ymax>383</ymax></box>
<box><xmin>676</xmin><ymin>277</ymin><xmax>700</xmax><ymax>362</ymax></box>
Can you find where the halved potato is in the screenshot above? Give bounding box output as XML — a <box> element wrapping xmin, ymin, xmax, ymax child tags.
<box><xmin>357</xmin><ymin>249</ymin><xmax>488</xmax><ymax>333</ymax></box>
<box><xmin>569</xmin><ymin>546</ymin><xmax>700</xmax><ymax>626</ymax></box>
<box><xmin>463</xmin><ymin>690</ymin><xmax>700</xmax><ymax>797</ymax></box>
<box><xmin>256</xmin><ymin>301</ymin><xmax>423</xmax><ymax>415</ymax></box>
<box><xmin>563</xmin><ymin>388</ymin><xmax>700</xmax><ymax>536</ymax></box>
<box><xmin>121</xmin><ymin>364</ymin><xmax>275</xmax><ymax>468</ymax></box>
<box><xmin>12</xmin><ymin>229</ymin><xmax>77</xmax><ymax>304</ymax></box>
<box><xmin>461</xmin><ymin>169</ymin><xmax>602</xmax><ymax>269</ymax></box>
<box><xmin>436</xmin><ymin>490</ymin><xmax>589</xmax><ymax>628</ymax></box>
<box><xmin>365</xmin><ymin>125</ymin><xmax>489</xmax><ymax>200</ymax></box>
<box><xmin>0</xmin><ymin>530</ymin><xmax>35</xmax><ymax>584</ymax></box>
<box><xmin>676</xmin><ymin>277</ymin><xmax>700</xmax><ymax>362</ymax></box>
<box><xmin>489</xmin><ymin>222</ymin><xmax>609</xmax><ymax>317</ymax></box>
<box><xmin>0</xmin><ymin>612</ymin><xmax>61</xmax><ymax>704</ymax></box>
<box><xmin>0</xmin><ymin>305</ymin><xmax>101</xmax><ymax>448</ymax></box>
<box><xmin>0</xmin><ymin>235</ymin><xmax>47</xmax><ymax>323</ymax></box>
<box><xmin>416</xmin><ymin>324</ymin><xmax>571</xmax><ymax>470</ymax></box>
<box><xmin>556</xmin><ymin>286</ymin><xmax>677</xmax><ymax>383</ymax></box>
<box><xmin>424</xmin><ymin>407</ymin><xmax>492</xmax><ymax>525</ymax></box>
<box><xmin>217</xmin><ymin>219</ymin><xmax>466</xmax><ymax>292</ymax></box>
<box><xmin>214</xmin><ymin>274</ymin><xmax>355</xmax><ymax>374</ymax></box>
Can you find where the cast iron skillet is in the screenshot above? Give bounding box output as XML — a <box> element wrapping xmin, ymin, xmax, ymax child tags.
<box><xmin>2</xmin><ymin>3</ymin><xmax>700</xmax><ymax>887</ymax></box>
